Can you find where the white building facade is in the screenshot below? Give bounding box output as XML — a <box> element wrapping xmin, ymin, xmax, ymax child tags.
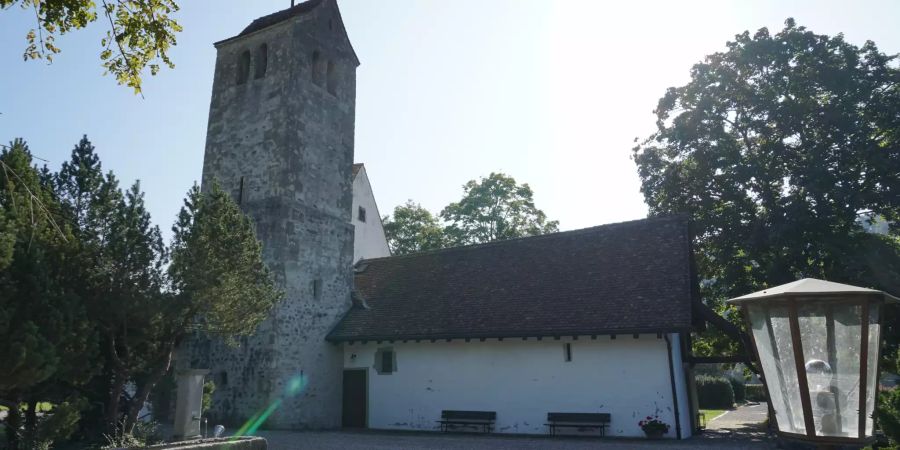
<box><xmin>328</xmin><ymin>216</ymin><xmax>701</xmax><ymax>439</ymax></box>
<box><xmin>341</xmin><ymin>334</ymin><xmax>692</xmax><ymax>438</ymax></box>
<box><xmin>350</xmin><ymin>163</ymin><xmax>390</xmax><ymax>262</ymax></box>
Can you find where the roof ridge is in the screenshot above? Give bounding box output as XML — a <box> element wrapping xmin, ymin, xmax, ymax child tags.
<box><xmin>357</xmin><ymin>214</ymin><xmax>688</xmax><ymax>265</ymax></box>
<box><xmin>215</xmin><ymin>0</ymin><xmax>325</xmax><ymax>45</ymax></box>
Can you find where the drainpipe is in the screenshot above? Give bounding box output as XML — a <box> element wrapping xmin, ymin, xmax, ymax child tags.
<box><xmin>664</xmin><ymin>334</ymin><xmax>682</xmax><ymax>439</ymax></box>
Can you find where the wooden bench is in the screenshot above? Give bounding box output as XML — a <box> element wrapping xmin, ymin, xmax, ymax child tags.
<box><xmin>437</xmin><ymin>410</ymin><xmax>496</xmax><ymax>433</ymax></box>
<box><xmin>545</xmin><ymin>412</ymin><xmax>611</xmax><ymax>436</ymax></box>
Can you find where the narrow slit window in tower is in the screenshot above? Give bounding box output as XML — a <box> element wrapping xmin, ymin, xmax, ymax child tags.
<box><xmin>326</xmin><ymin>61</ymin><xmax>338</xmax><ymax>95</ymax></box>
<box><xmin>311</xmin><ymin>51</ymin><xmax>324</xmax><ymax>86</ymax></box>
<box><xmin>255</xmin><ymin>44</ymin><xmax>268</xmax><ymax>79</ymax></box>
<box><xmin>236</xmin><ymin>51</ymin><xmax>250</xmax><ymax>85</ymax></box>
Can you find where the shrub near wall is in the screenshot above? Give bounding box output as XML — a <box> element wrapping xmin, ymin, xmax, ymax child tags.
<box><xmin>746</xmin><ymin>384</ymin><xmax>766</xmax><ymax>402</ymax></box>
<box><xmin>696</xmin><ymin>375</ymin><xmax>735</xmax><ymax>409</ymax></box>
<box><xmin>730</xmin><ymin>378</ymin><xmax>746</xmax><ymax>403</ymax></box>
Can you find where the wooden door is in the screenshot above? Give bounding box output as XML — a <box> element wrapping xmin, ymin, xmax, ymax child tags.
<box><xmin>342</xmin><ymin>369</ymin><xmax>367</xmax><ymax>428</ymax></box>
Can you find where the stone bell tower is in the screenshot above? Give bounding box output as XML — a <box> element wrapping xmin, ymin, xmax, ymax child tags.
<box><xmin>190</xmin><ymin>0</ymin><xmax>358</xmax><ymax>429</ymax></box>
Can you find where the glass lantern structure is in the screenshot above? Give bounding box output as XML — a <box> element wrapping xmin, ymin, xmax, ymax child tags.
<box><xmin>728</xmin><ymin>278</ymin><xmax>898</xmax><ymax>446</ymax></box>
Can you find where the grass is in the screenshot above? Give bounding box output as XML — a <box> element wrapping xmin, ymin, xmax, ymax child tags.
<box><xmin>700</xmin><ymin>409</ymin><xmax>729</xmax><ymax>421</ymax></box>
<box><xmin>0</xmin><ymin>402</ymin><xmax>53</xmax><ymax>413</ymax></box>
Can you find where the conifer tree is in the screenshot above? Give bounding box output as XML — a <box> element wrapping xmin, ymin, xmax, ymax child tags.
<box><xmin>0</xmin><ymin>139</ymin><xmax>94</xmax><ymax>450</ymax></box>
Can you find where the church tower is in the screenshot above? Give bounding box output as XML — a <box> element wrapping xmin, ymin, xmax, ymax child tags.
<box><xmin>193</xmin><ymin>0</ymin><xmax>358</xmax><ymax>428</ymax></box>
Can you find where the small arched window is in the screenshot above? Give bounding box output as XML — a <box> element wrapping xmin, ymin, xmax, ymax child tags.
<box><xmin>326</xmin><ymin>60</ymin><xmax>338</xmax><ymax>95</ymax></box>
<box><xmin>311</xmin><ymin>51</ymin><xmax>324</xmax><ymax>86</ymax></box>
<box><xmin>254</xmin><ymin>44</ymin><xmax>268</xmax><ymax>79</ymax></box>
<box><xmin>236</xmin><ymin>50</ymin><xmax>250</xmax><ymax>85</ymax></box>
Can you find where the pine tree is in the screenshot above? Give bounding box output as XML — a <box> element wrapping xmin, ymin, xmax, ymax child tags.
<box><xmin>169</xmin><ymin>182</ymin><xmax>282</xmax><ymax>338</ymax></box>
<box><xmin>0</xmin><ymin>139</ymin><xmax>95</xmax><ymax>450</ymax></box>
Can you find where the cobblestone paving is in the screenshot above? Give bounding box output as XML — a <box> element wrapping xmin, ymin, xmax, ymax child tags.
<box><xmin>258</xmin><ymin>428</ymin><xmax>776</xmax><ymax>450</ymax></box>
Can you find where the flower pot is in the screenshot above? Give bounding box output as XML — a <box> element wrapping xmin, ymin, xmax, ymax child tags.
<box><xmin>644</xmin><ymin>429</ymin><xmax>665</xmax><ymax>439</ymax></box>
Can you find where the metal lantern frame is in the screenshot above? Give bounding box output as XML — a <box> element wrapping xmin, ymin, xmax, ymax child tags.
<box><xmin>728</xmin><ymin>279</ymin><xmax>898</xmax><ymax>447</ymax></box>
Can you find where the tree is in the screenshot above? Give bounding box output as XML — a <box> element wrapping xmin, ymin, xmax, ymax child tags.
<box><xmin>877</xmin><ymin>350</ymin><xmax>900</xmax><ymax>446</ymax></box>
<box><xmin>1</xmin><ymin>137</ymin><xmax>280</xmax><ymax>446</ymax></box>
<box><xmin>382</xmin><ymin>200</ymin><xmax>447</xmax><ymax>255</ymax></box>
<box><xmin>0</xmin><ymin>140</ymin><xmax>96</xmax><ymax>450</ymax></box>
<box><xmin>632</xmin><ymin>19</ymin><xmax>900</xmax><ymax>358</ymax></box>
<box><xmin>1</xmin><ymin>0</ymin><xmax>182</xmax><ymax>94</ymax></box>
<box><xmin>169</xmin><ymin>182</ymin><xmax>282</xmax><ymax>338</ymax></box>
<box><xmin>441</xmin><ymin>172</ymin><xmax>559</xmax><ymax>246</ymax></box>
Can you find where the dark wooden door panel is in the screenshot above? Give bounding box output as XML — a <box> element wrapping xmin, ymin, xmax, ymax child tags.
<box><xmin>342</xmin><ymin>369</ymin><xmax>366</xmax><ymax>428</ymax></box>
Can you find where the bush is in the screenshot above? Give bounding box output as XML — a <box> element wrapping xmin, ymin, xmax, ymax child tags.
<box><xmin>729</xmin><ymin>378</ymin><xmax>746</xmax><ymax>403</ymax></box>
<box><xmin>696</xmin><ymin>375</ymin><xmax>734</xmax><ymax>409</ymax></box>
<box><xmin>746</xmin><ymin>384</ymin><xmax>767</xmax><ymax>402</ymax></box>
<box><xmin>878</xmin><ymin>388</ymin><xmax>900</xmax><ymax>446</ymax></box>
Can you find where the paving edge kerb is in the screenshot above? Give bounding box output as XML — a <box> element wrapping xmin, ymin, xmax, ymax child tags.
<box><xmin>113</xmin><ymin>437</ymin><xmax>267</xmax><ymax>450</ymax></box>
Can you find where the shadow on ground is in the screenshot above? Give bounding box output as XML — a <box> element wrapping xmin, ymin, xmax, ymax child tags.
<box><xmin>258</xmin><ymin>427</ymin><xmax>777</xmax><ymax>450</ymax></box>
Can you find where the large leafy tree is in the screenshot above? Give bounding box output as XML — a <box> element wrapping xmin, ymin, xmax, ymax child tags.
<box><xmin>632</xmin><ymin>19</ymin><xmax>900</xmax><ymax>357</ymax></box>
<box><xmin>382</xmin><ymin>200</ymin><xmax>447</xmax><ymax>255</ymax></box>
<box><xmin>1</xmin><ymin>0</ymin><xmax>182</xmax><ymax>94</ymax></box>
<box><xmin>441</xmin><ymin>172</ymin><xmax>559</xmax><ymax>246</ymax></box>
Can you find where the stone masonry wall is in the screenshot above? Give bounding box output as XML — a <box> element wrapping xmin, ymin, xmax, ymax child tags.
<box><xmin>187</xmin><ymin>0</ymin><xmax>358</xmax><ymax>430</ymax></box>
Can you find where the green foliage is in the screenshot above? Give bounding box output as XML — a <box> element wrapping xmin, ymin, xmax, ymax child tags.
<box><xmin>632</xmin><ymin>18</ymin><xmax>900</xmax><ymax>358</ymax></box>
<box><xmin>729</xmin><ymin>378</ymin><xmax>745</xmax><ymax>403</ymax></box>
<box><xmin>0</xmin><ymin>139</ymin><xmax>98</xmax><ymax>450</ymax></box>
<box><xmin>696</xmin><ymin>375</ymin><xmax>735</xmax><ymax>409</ymax></box>
<box><xmin>36</xmin><ymin>397</ymin><xmax>87</xmax><ymax>445</ymax></box>
<box><xmin>745</xmin><ymin>384</ymin><xmax>766</xmax><ymax>402</ymax></box>
<box><xmin>878</xmin><ymin>388</ymin><xmax>900</xmax><ymax>446</ymax></box>
<box><xmin>441</xmin><ymin>172</ymin><xmax>559</xmax><ymax>246</ymax></box>
<box><xmin>1</xmin><ymin>136</ymin><xmax>279</xmax><ymax>447</ymax></box>
<box><xmin>202</xmin><ymin>380</ymin><xmax>215</xmax><ymax>414</ymax></box>
<box><xmin>0</xmin><ymin>0</ymin><xmax>182</xmax><ymax>94</ymax></box>
<box><xmin>383</xmin><ymin>173</ymin><xmax>559</xmax><ymax>254</ymax></box>
<box><xmin>0</xmin><ymin>213</ymin><xmax>14</xmax><ymax>271</ymax></box>
<box><xmin>169</xmin><ymin>182</ymin><xmax>282</xmax><ymax>338</ymax></box>
<box><xmin>382</xmin><ymin>200</ymin><xmax>447</xmax><ymax>255</ymax></box>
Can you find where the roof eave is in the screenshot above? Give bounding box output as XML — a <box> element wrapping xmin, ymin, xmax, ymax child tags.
<box><xmin>727</xmin><ymin>290</ymin><xmax>900</xmax><ymax>305</ymax></box>
<box><xmin>325</xmin><ymin>326</ymin><xmax>694</xmax><ymax>343</ymax></box>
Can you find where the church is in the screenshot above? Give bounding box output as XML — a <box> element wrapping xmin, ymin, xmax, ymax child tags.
<box><xmin>184</xmin><ymin>0</ymin><xmax>702</xmax><ymax>439</ymax></box>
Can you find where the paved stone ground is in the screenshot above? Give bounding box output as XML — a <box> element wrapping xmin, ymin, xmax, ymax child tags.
<box><xmin>258</xmin><ymin>428</ymin><xmax>776</xmax><ymax>449</ymax></box>
<box><xmin>708</xmin><ymin>402</ymin><xmax>769</xmax><ymax>431</ymax></box>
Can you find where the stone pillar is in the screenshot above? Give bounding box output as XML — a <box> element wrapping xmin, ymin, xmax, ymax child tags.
<box><xmin>174</xmin><ymin>369</ymin><xmax>209</xmax><ymax>440</ymax></box>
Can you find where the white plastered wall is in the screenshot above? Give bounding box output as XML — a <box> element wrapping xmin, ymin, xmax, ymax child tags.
<box><xmin>350</xmin><ymin>165</ymin><xmax>390</xmax><ymax>262</ymax></box>
<box><xmin>342</xmin><ymin>333</ymin><xmax>691</xmax><ymax>438</ymax></box>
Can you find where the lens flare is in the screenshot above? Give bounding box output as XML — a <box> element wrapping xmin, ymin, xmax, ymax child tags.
<box><xmin>231</xmin><ymin>373</ymin><xmax>309</xmax><ymax>439</ymax></box>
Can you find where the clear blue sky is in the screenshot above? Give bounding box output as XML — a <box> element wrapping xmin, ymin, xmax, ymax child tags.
<box><xmin>2</xmin><ymin>0</ymin><xmax>899</xmax><ymax>241</ymax></box>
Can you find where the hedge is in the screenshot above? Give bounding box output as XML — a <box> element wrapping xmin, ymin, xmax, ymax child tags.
<box><xmin>696</xmin><ymin>375</ymin><xmax>734</xmax><ymax>409</ymax></box>
<box><xmin>746</xmin><ymin>384</ymin><xmax>766</xmax><ymax>402</ymax></box>
<box><xmin>730</xmin><ymin>377</ymin><xmax>746</xmax><ymax>403</ymax></box>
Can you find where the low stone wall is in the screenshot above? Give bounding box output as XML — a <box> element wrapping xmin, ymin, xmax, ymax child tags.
<box><xmin>114</xmin><ymin>437</ymin><xmax>266</xmax><ymax>450</ymax></box>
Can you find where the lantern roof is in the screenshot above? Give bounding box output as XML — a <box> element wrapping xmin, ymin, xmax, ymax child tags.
<box><xmin>727</xmin><ymin>278</ymin><xmax>900</xmax><ymax>304</ymax></box>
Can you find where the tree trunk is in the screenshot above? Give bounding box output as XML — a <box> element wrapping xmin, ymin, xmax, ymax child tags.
<box><xmin>4</xmin><ymin>396</ymin><xmax>21</xmax><ymax>450</ymax></box>
<box><xmin>23</xmin><ymin>399</ymin><xmax>37</xmax><ymax>450</ymax></box>
<box><xmin>124</xmin><ymin>348</ymin><xmax>173</xmax><ymax>434</ymax></box>
<box><xmin>105</xmin><ymin>369</ymin><xmax>128</xmax><ymax>436</ymax></box>
<box><xmin>104</xmin><ymin>331</ymin><xmax>129</xmax><ymax>436</ymax></box>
